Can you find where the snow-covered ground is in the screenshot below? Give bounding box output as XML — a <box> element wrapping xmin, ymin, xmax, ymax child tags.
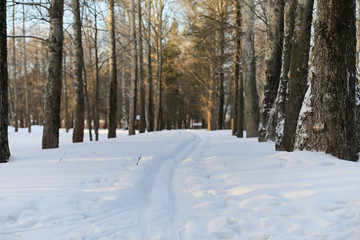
<box><xmin>1</xmin><ymin>126</ymin><xmax>360</xmax><ymax>240</ymax></box>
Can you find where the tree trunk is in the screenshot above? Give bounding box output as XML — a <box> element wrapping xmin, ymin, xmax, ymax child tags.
<box><xmin>42</xmin><ymin>0</ymin><xmax>64</xmax><ymax>149</ymax></box>
<box><xmin>107</xmin><ymin>0</ymin><xmax>117</xmax><ymax>138</ymax></box>
<box><xmin>154</xmin><ymin>1</ymin><xmax>164</xmax><ymax>131</ymax></box>
<box><xmin>0</xmin><ymin>0</ymin><xmax>10</xmax><ymax>163</ymax></box>
<box><xmin>83</xmin><ymin>65</ymin><xmax>93</xmax><ymax>141</ymax></box>
<box><xmin>242</xmin><ymin>0</ymin><xmax>259</xmax><ymax>138</ymax></box>
<box><xmin>12</xmin><ymin>0</ymin><xmax>18</xmax><ymax>132</ymax></box>
<box><xmin>217</xmin><ymin>26</ymin><xmax>225</xmax><ymax>130</ymax></box>
<box><xmin>22</xmin><ymin>1</ymin><xmax>31</xmax><ymax>132</ymax></box>
<box><xmin>295</xmin><ymin>0</ymin><xmax>358</xmax><ymax>161</ymax></box>
<box><xmin>274</xmin><ymin>0</ymin><xmax>297</xmax><ymax>150</ymax></box>
<box><xmin>258</xmin><ymin>0</ymin><xmax>285</xmax><ymax>142</ymax></box>
<box><xmin>63</xmin><ymin>50</ymin><xmax>70</xmax><ymax>132</ymax></box>
<box><xmin>93</xmin><ymin>1</ymin><xmax>100</xmax><ymax>141</ymax></box>
<box><xmin>280</xmin><ymin>0</ymin><xmax>314</xmax><ymax>151</ymax></box>
<box><xmin>138</xmin><ymin>0</ymin><xmax>146</xmax><ymax>133</ymax></box>
<box><xmin>232</xmin><ymin>0</ymin><xmax>241</xmax><ymax>136</ymax></box>
<box><xmin>146</xmin><ymin>0</ymin><xmax>154</xmax><ymax>132</ymax></box>
<box><xmin>72</xmin><ymin>0</ymin><xmax>85</xmax><ymax>143</ymax></box>
<box><xmin>129</xmin><ymin>0</ymin><xmax>138</xmax><ymax>135</ymax></box>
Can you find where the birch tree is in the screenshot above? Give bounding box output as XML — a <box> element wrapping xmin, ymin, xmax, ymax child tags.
<box><xmin>42</xmin><ymin>0</ymin><xmax>64</xmax><ymax>149</ymax></box>
<box><xmin>295</xmin><ymin>0</ymin><xmax>358</xmax><ymax>161</ymax></box>
<box><xmin>0</xmin><ymin>0</ymin><xmax>10</xmax><ymax>163</ymax></box>
<box><xmin>242</xmin><ymin>0</ymin><xmax>259</xmax><ymax>138</ymax></box>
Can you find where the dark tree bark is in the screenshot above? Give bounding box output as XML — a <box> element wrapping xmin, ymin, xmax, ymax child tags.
<box><xmin>0</xmin><ymin>0</ymin><xmax>10</xmax><ymax>163</ymax></box>
<box><xmin>232</xmin><ymin>0</ymin><xmax>241</xmax><ymax>136</ymax></box>
<box><xmin>138</xmin><ymin>0</ymin><xmax>146</xmax><ymax>133</ymax></box>
<box><xmin>93</xmin><ymin>1</ymin><xmax>100</xmax><ymax>141</ymax></box>
<box><xmin>72</xmin><ymin>0</ymin><xmax>85</xmax><ymax>143</ymax></box>
<box><xmin>295</xmin><ymin>0</ymin><xmax>358</xmax><ymax>161</ymax></box>
<box><xmin>129</xmin><ymin>0</ymin><xmax>138</xmax><ymax>135</ymax></box>
<box><xmin>258</xmin><ymin>0</ymin><xmax>285</xmax><ymax>142</ymax></box>
<box><xmin>108</xmin><ymin>0</ymin><xmax>117</xmax><ymax>138</ymax></box>
<box><xmin>274</xmin><ymin>0</ymin><xmax>297</xmax><ymax>150</ymax></box>
<box><xmin>42</xmin><ymin>0</ymin><xmax>64</xmax><ymax>149</ymax></box>
<box><xmin>242</xmin><ymin>0</ymin><xmax>259</xmax><ymax>138</ymax></box>
<box><xmin>217</xmin><ymin>28</ymin><xmax>225</xmax><ymax>130</ymax></box>
<box><xmin>279</xmin><ymin>0</ymin><xmax>314</xmax><ymax>151</ymax></box>
<box><xmin>145</xmin><ymin>0</ymin><xmax>154</xmax><ymax>132</ymax></box>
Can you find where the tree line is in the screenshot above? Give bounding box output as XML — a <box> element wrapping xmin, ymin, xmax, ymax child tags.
<box><xmin>0</xmin><ymin>0</ymin><xmax>359</xmax><ymax>163</ymax></box>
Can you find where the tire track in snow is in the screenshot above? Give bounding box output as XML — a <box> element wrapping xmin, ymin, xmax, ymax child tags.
<box><xmin>137</xmin><ymin>132</ymin><xmax>201</xmax><ymax>240</ymax></box>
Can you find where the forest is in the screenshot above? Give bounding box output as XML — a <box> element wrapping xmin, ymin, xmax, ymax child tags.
<box><xmin>0</xmin><ymin>0</ymin><xmax>359</xmax><ymax>163</ymax></box>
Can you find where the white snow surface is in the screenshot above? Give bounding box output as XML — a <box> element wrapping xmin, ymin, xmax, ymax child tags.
<box><xmin>1</xmin><ymin>126</ymin><xmax>360</xmax><ymax>240</ymax></box>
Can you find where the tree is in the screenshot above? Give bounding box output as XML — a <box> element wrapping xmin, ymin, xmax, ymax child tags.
<box><xmin>232</xmin><ymin>0</ymin><xmax>243</xmax><ymax>137</ymax></box>
<box><xmin>107</xmin><ymin>0</ymin><xmax>117</xmax><ymax>138</ymax></box>
<box><xmin>274</xmin><ymin>0</ymin><xmax>297</xmax><ymax>150</ymax></box>
<box><xmin>0</xmin><ymin>0</ymin><xmax>10</xmax><ymax>163</ymax></box>
<box><xmin>242</xmin><ymin>0</ymin><xmax>259</xmax><ymax>138</ymax></box>
<box><xmin>72</xmin><ymin>0</ymin><xmax>85</xmax><ymax>143</ymax></box>
<box><xmin>12</xmin><ymin>0</ymin><xmax>18</xmax><ymax>132</ymax></box>
<box><xmin>138</xmin><ymin>0</ymin><xmax>146</xmax><ymax>133</ymax></box>
<box><xmin>278</xmin><ymin>0</ymin><xmax>314</xmax><ymax>151</ymax></box>
<box><xmin>129</xmin><ymin>0</ymin><xmax>138</xmax><ymax>135</ymax></box>
<box><xmin>154</xmin><ymin>0</ymin><xmax>165</xmax><ymax>131</ymax></box>
<box><xmin>295</xmin><ymin>0</ymin><xmax>358</xmax><ymax>161</ymax></box>
<box><xmin>258</xmin><ymin>0</ymin><xmax>285</xmax><ymax>141</ymax></box>
<box><xmin>145</xmin><ymin>0</ymin><xmax>154</xmax><ymax>132</ymax></box>
<box><xmin>22</xmin><ymin>0</ymin><xmax>31</xmax><ymax>132</ymax></box>
<box><xmin>42</xmin><ymin>0</ymin><xmax>64</xmax><ymax>149</ymax></box>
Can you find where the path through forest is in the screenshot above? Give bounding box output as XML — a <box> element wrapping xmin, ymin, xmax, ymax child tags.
<box><xmin>1</xmin><ymin>127</ymin><xmax>360</xmax><ymax>240</ymax></box>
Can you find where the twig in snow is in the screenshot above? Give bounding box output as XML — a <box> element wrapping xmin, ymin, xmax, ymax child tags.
<box><xmin>136</xmin><ymin>154</ymin><xmax>142</xmax><ymax>165</ymax></box>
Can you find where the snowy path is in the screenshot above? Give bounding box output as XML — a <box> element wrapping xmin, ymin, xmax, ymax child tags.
<box><xmin>1</xmin><ymin>127</ymin><xmax>360</xmax><ymax>240</ymax></box>
<box><xmin>138</xmin><ymin>133</ymin><xmax>201</xmax><ymax>240</ymax></box>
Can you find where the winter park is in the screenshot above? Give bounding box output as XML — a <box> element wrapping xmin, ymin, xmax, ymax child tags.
<box><xmin>1</xmin><ymin>0</ymin><xmax>360</xmax><ymax>239</ymax></box>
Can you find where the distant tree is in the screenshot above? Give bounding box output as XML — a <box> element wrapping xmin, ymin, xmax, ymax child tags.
<box><xmin>138</xmin><ymin>0</ymin><xmax>146</xmax><ymax>133</ymax></box>
<box><xmin>107</xmin><ymin>0</ymin><xmax>117</xmax><ymax>138</ymax></box>
<box><xmin>12</xmin><ymin>0</ymin><xmax>18</xmax><ymax>132</ymax></box>
<box><xmin>42</xmin><ymin>0</ymin><xmax>64</xmax><ymax>149</ymax></box>
<box><xmin>145</xmin><ymin>0</ymin><xmax>154</xmax><ymax>132</ymax></box>
<box><xmin>129</xmin><ymin>0</ymin><xmax>138</xmax><ymax>135</ymax></box>
<box><xmin>232</xmin><ymin>0</ymin><xmax>243</xmax><ymax>137</ymax></box>
<box><xmin>72</xmin><ymin>0</ymin><xmax>85</xmax><ymax>143</ymax></box>
<box><xmin>154</xmin><ymin>0</ymin><xmax>165</xmax><ymax>131</ymax></box>
<box><xmin>0</xmin><ymin>0</ymin><xmax>10</xmax><ymax>163</ymax></box>
<box><xmin>295</xmin><ymin>0</ymin><xmax>358</xmax><ymax>161</ymax></box>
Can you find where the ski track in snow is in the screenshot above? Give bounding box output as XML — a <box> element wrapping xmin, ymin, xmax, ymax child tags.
<box><xmin>138</xmin><ymin>133</ymin><xmax>201</xmax><ymax>240</ymax></box>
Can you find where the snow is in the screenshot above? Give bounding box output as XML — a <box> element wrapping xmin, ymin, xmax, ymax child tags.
<box><xmin>1</xmin><ymin>126</ymin><xmax>360</xmax><ymax>240</ymax></box>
